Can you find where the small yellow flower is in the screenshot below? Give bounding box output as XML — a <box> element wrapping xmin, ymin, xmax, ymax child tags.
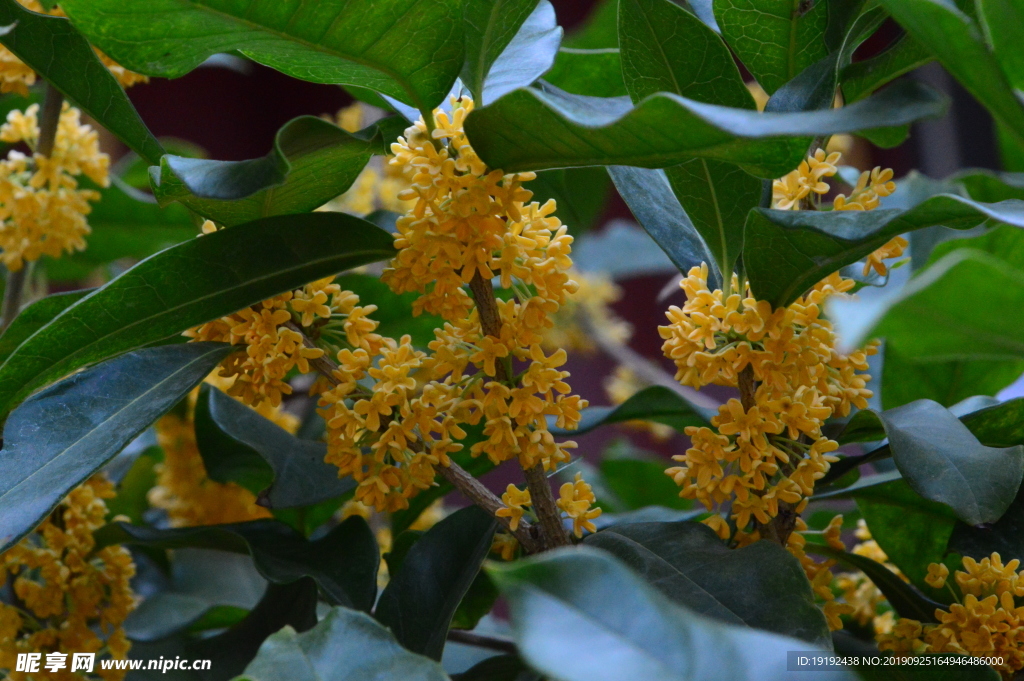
<box><xmin>495</xmin><ymin>484</ymin><xmax>532</xmax><ymax>531</ymax></box>
<box><xmin>925</xmin><ymin>562</ymin><xmax>950</xmax><ymax>589</ymax></box>
<box><xmin>556</xmin><ymin>473</ymin><xmax>602</xmax><ymax>538</ymax></box>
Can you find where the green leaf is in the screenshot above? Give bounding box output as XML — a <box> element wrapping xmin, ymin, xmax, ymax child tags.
<box><xmin>0</xmin><ymin>212</ymin><xmax>395</xmax><ymax>419</ymax></box>
<box><xmin>464</xmin><ymin>79</ymin><xmax>946</xmax><ymax>178</ymax></box>
<box><xmin>0</xmin><ymin>289</ymin><xmax>90</xmax><ymax>365</ymax></box>
<box><xmin>59</xmin><ymin>0</ymin><xmax>464</xmax><ymax>114</ymax></box>
<box><xmin>236</xmin><ymin>606</ymin><xmax>450</xmax><ymax>681</ymax></box>
<box><xmin>563</xmin><ymin>0</ymin><xmax>616</xmax><ymax>49</ymax></box>
<box><xmin>0</xmin><ymin>0</ymin><xmax>164</xmax><ymax>163</ymax></box>
<box><xmin>850</xmin><ymin>400</ymin><xmax>1024</xmax><ymax>526</ymax></box>
<box><xmin>962</xmin><ymin>398</ymin><xmax>1024</xmax><ymax>448</ymax></box>
<box><xmin>881</xmin><ymin>344</ymin><xmax>1024</xmax><ymax>410</ymax></box>
<box><xmin>607</xmin><ymin>167</ymin><xmax>720</xmax><ymax>284</ymax></box>
<box><xmin>802</xmin><ymin>543</ymin><xmax>942</xmax><ymax>622</ymax></box>
<box><xmin>152</xmin><ymin>116</ymin><xmax>405</xmax><ymax>227</ymax></box>
<box><xmin>585</xmin><ymin>521</ymin><xmax>830</xmax><ymax>646</ymax></box>
<box><xmin>876</xmin><ymin>0</ymin><xmax>1024</xmax><ymax>146</ymax></box>
<box><xmin>197</xmin><ymin>386</ymin><xmax>354</xmax><ymax>508</ymax></box>
<box><xmin>96</xmin><ymin>517</ymin><xmax>379</xmax><ymax>612</ymax></box>
<box><xmin>452</xmin><ymin>655</ymin><xmax>538</xmax><ymax>681</ymax></box>
<box><xmin>743</xmin><ymin>195</ymin><xmax>1024</xmax><ymax>308</ymax></box>
<box><xmin>376</xmin><ymin>506</ymin><xmax>497</xmax><ymax>660</ymax></box>
<box><xmin>461</xmin><ymin>0</ymin><xmax>541</xmax><ymax>102</ymax></box>
<box><xmin>841</xmin><ymin>34</ymin><xmax>934</xmax><ymax>103</ymax></box>
<box><xmin>450</xmin><ymin>571</ymin><xmax>500</xmax><ymax>631</ymax></box>
<box><xmin>488</xmin><ymin>547</ymin><xmax>855</xmax><ymax>681</ymax></box>
<box><xmin>105</xmin><ymin>450</ymin><xmax>159</xmax><ymax>525</ymax></box>
<box><xmin>0</xmin><ymin>342</ymin><xmax>231</xmax><ymax>554</ymax></box>
<box><xmin>600</xmin><ymin>458</ymin><xmax>692</xmax><ymax>511</ymax></box>
<box><xmin>476</xmin><ymin>0</ymin><xmax>562</xmax><ymax>105</ymax></box>
<box><xmin>544</xmin><ymin>48</ymin><xmax>626</xmax><ymax>98</ymax></box>
<box><xmin>549</xmin><ymin>386</ymin><xmax>714</xmax><ymax>436</ymax></box>
<box><xmin>714</xmin><ymin>0</ymin><xmax>830</xmax><ymax>95</ymax></box>
<box><xmin>525</xmin><ymin>167</ymin><xmax>610</xmax><ymax>234</ymax></box>
<box><xmin>949</xmin><ymin>492</ymin><xmax>1024</xmax><ymax>564</ymax></box>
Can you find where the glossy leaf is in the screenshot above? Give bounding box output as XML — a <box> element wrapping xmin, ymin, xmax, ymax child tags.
<box><xmin>876</xmin><ymin>0</ymin><xmax>1024</xmax><ymax>146</ymax></box>
<box><xmin>949</xmin><ymin>492</ymin><xmax>1024</xmax><ymax>564</ymax></box>
<box><xmin>714</xmin><ymin>0</ymin><xmax>830</xmax><ymax>95</ymax></box>
<box><xmin>488</xmin><ymin>547</ymin><xmax>854</xmax><ymax>681</ymax></box>
<box><xmin>0</xmin><ymin>0</ymin><xmax>164</xmax><ymax>163</ymax></box>
<box><xmin>0</xmin><ymin>212</ymin><xmax>395</xmax><ymax>419</ymax></box>
<box><xmin>549</xmin><ymin>386</ymin><xmax>713</xmax><ymax>436</ymax></box>
<box><xmin>237</xmin><ymin>607</ymin><xmax>450</xmax><ymax>681</ymax></box>
<box><xmin>376</xmin><ymin>506</ymin><xmax>497</xmax><ymax>660</ymax></box>
<box><xmin>0</xmin><ymin>343</ymin><xmax>231</xmax><ymax>554</ymax></box>
<box><xmin>59</xmin><ymin>0</ymin><xmax>464</xmax><ymax>113</ymax></box>
<box><xmin>849</xmin><ymin>400</ymin><xmax>1024</xmax><ymax>526</ymax></box>
<box><xmin>742</xmin><ymin>195</ymin><xmax>1024</xmax><ymax>307</ymax></box>
<box><xmin>841</xmin><ymin>34</ymin><xmax>934</xmax><ymax>102</ymax></box>
<box><xmin>962</xmin><ymin>398</ymin><xmax>1024</xmax><ymax>448</ymax></box>
<box><xmin>544</xmin><ymin>48</ymin><xmax>627</xmax><ymax>98</ymax></box>
<box><xmin>0</xmin><ymin>290</ymin><xmax>89</xmax><ymax>365</ymax></box>
<box><xmin>196</xmin><ymin>386</ymin><xmax>353</xmax><ymax>509</ymax></box>
<box><xmin>464</xmin><ymin>79</ymin><xmax>946</xmax><ymax>178</ymax></box>
<box><xmin>478</xmin><ymin>0</ymin><xmax>561</xmax><ymax>105</ymax></box>
<box><xmin>461</xmin><ymin>0</ymin><xmax>540</xmax><ymax>102</ymax></box>
<box><xmin>803</xmin><ymin>543</ymin><xmax>942</xmax><ymax>622</ymax></box>
<box><xmin>600</xmin><ymin>458</ymin><xmax>693</xmax><ymax>511</ymax></box>
<box><xmin>585</xmin><ymin>521</ymin><xmax>830</xmax><ymax>646</ymax></box>
<box><xmin>881</xmin><ymin>344</ymin><xmax>1024</xmax><ymax>410</ymax></box>
<box><xmin>96</xmin><ymin>517</ymin><xmax>379</xmax><ymax>612</ymax></box>
<box><xmin>152</xmin><ymin>116</ymin><xmax>406</xmax><ymax>227</ymax></box>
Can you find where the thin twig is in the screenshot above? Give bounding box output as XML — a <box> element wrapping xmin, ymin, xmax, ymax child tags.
<box><xmin>286</xmin><ymin>320</ymin><xmax>540</xmax><ymax>552</ymax></box>
<box><xmin>469</xmin><ymin>272</ymin><xmax>570</xmax><ymax>550</ymax></box>
<box><xmin>446</xmin><ymin>629</ymin><xmax>517</xmax><ymax>654</ymax></box>
<box><xmin>0</xmin><ymin>267</ymin><xmax>25</xmax><ymax>332</ymax></box>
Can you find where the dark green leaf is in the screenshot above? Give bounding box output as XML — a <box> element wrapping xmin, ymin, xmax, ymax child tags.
<box><xmin>0</xmin><ymin>212</ymin><xmax>395</xmax><ymax>419</ymax></box>
<box><xmin>549</xmin><ymin>386</ymin><xmax>714</xmax><ymax>436</ymax></box>
<box><xmin>105</xmin><ymin>450</ymin><xmax>159</xmax><ymax>525</ymax></box>
<box><xmin>335</xmin><ymin>273</ymin><xmax>443</xmax><ymax>348</ymax></box>
<box><xmin>96</xmin><ymin>517</ymin><xmax>379</xmax><ymax>612</ymax></box>
<box><xmin>0</xmin><ymin>0</ymin><xmax>164</xmax><ymax>163</ymax></box>
<box><xmin>962</xmin><ymin>398</ymin><xmax>1024</xmax><ymax>448</ymax></box>
<box><xmin>461</xmin><ymin>0</ymin><xmax>540</xmax><ymax>102</ymax></box>
<box><xmin>237</xmin><ymin>606</ymin><xmax>450</xmax><ymax>681</ymax></box>
<box><xmin>376</xmin><ymin>506</ymin><xmax>497</xmax><ymax>660</ymax></box>
<box><xmin>60</xmin><ymin>0</ymin><xmax>464</xmax><ymax>113</ymax></box>
<box><xmin>488</xmin><ymin>547</ymin><xmax>854</xmax><ymax>681</ymax></box>
<box><xmin>714</xmin><ymin>0</ymin><xmax>830</xmax><ymax>94</ymax></box>
<box><xmin>600</xmin><ymin>458</ymin><xmax>692</xmax><ymax>511</ymax></box>
<box><xmin>743</xmin><ymin>195</ymin><xmax>1024</xmax><ymax>307</ymax></box>
<box><xmin>881</xmin><ymin>344</ymin><xmax>1024</xmax><ymax>410</ymax></box>
<box><xmin>543</xmin><ymin>48</ymin><xmax>626</xmax><ymax>98</ymax></box>
<box><xmin>849</xmin><ymin>400</ymin><xmax>1024</xmax><ymax>526</ymax></box>
<box><xmin>607</xmin><ymin>166</ymin><xmax>720</xmax><ymax>284</ymax></box>
<box><xmin>586</xmin><ymin>521</ymin><xmax>830</xmax><ymax>646</ymax></box>
<box><xmin>525</xmin><ymin>167</ymin><xmax>610</xmax><ymax>234</ymax></box>
<box><xmin>450</xmin><ymin>571</ymin><xmax>500</xmax><ymax>631</ymax></box>
<box><xmin>452</xmin><ymin>655</ymin><xmax>538</xmax><ymax>681</ymax></box>
<box><xmin>152</xmin><ymin>116</ymin><xmax>405</xmax><ymax>227</ymax></box>
<box><xmin>802</xmin><ymin>543</ymin><xmax>942</xmax><ymax>622</ymax></box>
<box><xmin>876</xmin><ymin>0</ymin><xmax>1024</xmax><ymax>146</ymax></box>
<box><xmin>0</xmin><ymin>289</ymin><xmax>89</xmax><ymax>365</ymax></box>
<box><xmin>841</xmin><ymin>34</ymin><xmax>934</xmax><ymax>103</ymax></box>
<box><xmin>563</xmin><ymin>0</ymin><xmax>616</xmax><ymax>49</ymax></box>
<box><xmin>949</xmin><ymin>493</ymin><xmax>1024</xmax><ymax>564</ymax></box>
<box><xmin>0</xmin><ymin>342</ymin><xmax>231</xmax><ymax>554</ymax></box>
<box><xmin>198</xmin><ymin>386</ymin><xmax>352</xmax><ymax>509</ymax></box>
<box><xmin>464</xmin><ymin>79</ymin><xmax>946</xmax><ymax>178</ymax></box>
<box><xmin>477</xmin><ymin>0</ymin><xmax>561</xmax><ymax>105</ymax></box>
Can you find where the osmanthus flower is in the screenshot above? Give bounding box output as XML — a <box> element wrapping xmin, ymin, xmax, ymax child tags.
<box><xmin>0</xmin><ymin>103</ymin><xmax>109</xmax><ymax>271</ymax></box>
<box><xmin>825</xmin><ymin>519</ymin><xmax>902</xmax><ymax>637</ymax></box>
<box><xmin>0</xmin><ymin>476</ymin><xmax>136</xmax><ymax>680</ymax></box>
<box><xmin>0</xmin><ymin>1</ymin><xmax>146</xmax><ymax>96</ymax></box>
<box><xmin>491</xmin><ymin>475</ymin><xmax>602</xmax><ymax>555</ymax></box>
<box><xmin>880</xmin><ymin>553</ymin><xmax>1024</xmax><ymax>677</ymax></box>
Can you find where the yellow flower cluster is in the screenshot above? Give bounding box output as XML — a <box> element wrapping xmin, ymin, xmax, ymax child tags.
<box><xmin>661</xmin><ymin>264</ymin><xmax>875</xmax><ymax>537</ymax></box>
<box><xmin>0</xmin><ymin>1</ymin><xmax>146</xmax><ymax>96</ymax></box>
<box><xmin>1</xmin><ymin>477</ymin><xmax>136</xmax><ymax>681</ymax></box>
<box><xmin>783</xmin><ymin>515</ymin><xmax>853</xmax><ymax>631</ymax></box>
<box><xmin>0</xmin><ymin>103</ymin><xmax>109</xmax><ymax>271</ymax></box>
<box><xmin>492</xmin><ymin>473</ymin><xmax>601</xmax><ymax>557</ymax></box>
<box><xmin>833</xmin><ymin>519</ymin><xmax>899</xmax><ymax>636</ymax></box>
<box><xmin>772</xmin><ymin>149</ymin><xmax>843</xmax><ymax>210</ymax></box>
<box><xmin>881</xmin><ymin>553</ymin><xmax>1024</xmax><ymax>677</ymax></box>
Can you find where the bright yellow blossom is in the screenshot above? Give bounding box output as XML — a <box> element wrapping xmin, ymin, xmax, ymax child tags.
<box><xmin>496</xmin><ymin>484</ymin><xmax>532</xmax><ymax>532</ymax></box>
<box><xmin>556</xmin><ymin>473</ymin><xmax>602</xmax><ymax>538</ymax></box>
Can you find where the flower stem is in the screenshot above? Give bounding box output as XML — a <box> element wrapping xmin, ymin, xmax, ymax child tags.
<box><xmin>0</xmin><ymin>266</ymin><xmax>25</xmax><ymax>331</ymax></box>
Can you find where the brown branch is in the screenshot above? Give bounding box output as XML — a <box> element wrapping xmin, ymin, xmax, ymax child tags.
<box><xmin>468</xmin><ymin>272</ymin><xmax>570</xmax><ymax>550</ymax></box>
<box><xmin>286</xmin><ymin>320</ymin><xmax>540</xmax><ymax>552</ymax></box>
<box><xmin>0</xmin><ymin>266</ymin><xmax>25</xmax><ymax>332</ymax></box>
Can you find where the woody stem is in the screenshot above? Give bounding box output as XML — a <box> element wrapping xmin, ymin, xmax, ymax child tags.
<box><xmin>469</xmin><ymin>272</ymin><xmax>571</xmax><ymax>551</ymax></box>
<box><xmin>286</xmin><ymin>321</ymin><xmax>540</xmax><ymax>553</ymax></box>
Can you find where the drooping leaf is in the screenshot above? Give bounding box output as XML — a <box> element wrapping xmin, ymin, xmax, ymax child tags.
<box><xmin>95</xmin><ymin>517</ymin><xmax>379</xmax><ymax>612</ymax></box>
<box><xmin>0</xmin><ymin>212</ymin><xmax>395</xmax><ymax>419</ymax></box>
<box><xmin>549</xmin><ymin>386</ymin><xmax>714</xmax><ymax>437</ymax></box>
<box><xmin>607</xmin><ymin>167</ymin><xmax>720</xmax><ymax>285</ymax></box>
<box><xmin>585</xmin><ymin>521</ymin><xmax>831</xmax><ymax>646</ymax></box>
<box><xmin>743</xmin><ymin>195</ymin><xmax>1024</xmax><ymax>308</ymax></box>
<box><xmin>543</xmin><ymin>48</ymin><xmax>627</xmax><ymax>98</ymax></box>
<box><xmin>477</xmin><ymin>0</ymin><xmax>561</xmax><ymax>105</ymax></box>
<box><xmin>236</xmin><ymin>607</ymin><xmax>450</xmax><ymax>681</ymax></box>
<box><xmin>196</xmin><ymin>386</ymin><xmax>353</xmax><ymax>509</ymax></box>
<box><xmin>0</xmin><ymin>343</ymin><xmax>231</xmax><ymax>554</ymax></box>
<box><xmin>0</xmin><ymin>290</ymin><xmax>90</xmax><ymax>365</ymax></box>
<box><xmin>0</xmin><ymin>0</ymin><xmax>164</xmax><ymax>164</ymax></box>
<box><xmin>376</xmin><ymin>506</ymin><xmax>497</xmax><ymax>660</ymax></box>
<box><xmin>461</xmin><ymin>0</ymin><xmax>541</xmax><ymax>102</ymax></box>
<box><xmin>488</xmin><ymin>547</ymin><xmax>855</xmax><ymax>681</ymax></box>
<box><xmin>464</xmin><ymin>79</ymin><xmax>946</xmax><ymax>178</ymax></box>
<box><xmin>876</xmin><ymin>0</ymin><xmax>1024</xmax><ymax>146</ymax></box>
<box><xmin>802</xmin><ymin>543</ymin><xmax>943</xmax><ymax>623</ymax></box>
<box><xmin>59</xmin><ymin>0</ymin><xmax>464</xmax><ymax>114</ymax></box>
<box><xmin>152</xmin><ymin>116</ymin><xmax>406</xmax><ymax>227</ymax></box>
<box><xmin>846</xmin><ymin>400</ymin><xmax>1024</xmax><ymax>526</ymax></box>
<box><xmin>714</xmin><ymin>0</ymin><xmax>830</xmax><ymax>95</ymax></box>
